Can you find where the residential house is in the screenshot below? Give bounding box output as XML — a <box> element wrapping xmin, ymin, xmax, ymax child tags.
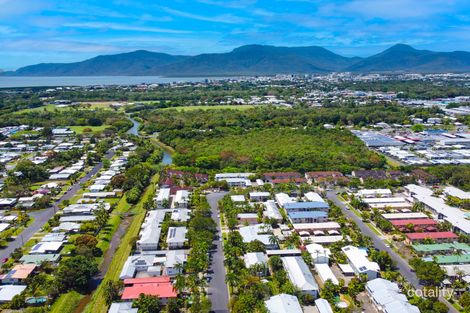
<box><xmin>366</xmin><ymin>278</ymin><xmax>420</xmax><ymax>313</ymax></box>
<box><xmin>265</xmin><ymin>294</ymin><xmax>303</xmax><ymax>313</ymax></box>
<box><xmin>156</xmin><ymin>188</ymin><xmax>171</xmax><ymax>209</ymax></box>
<box><xmin>121</xmin><ymin>277</ymin><xmax>177</xmax><ymax>303</ymax></box>
<box><xmin>249</xmin><ymin>192</ymin><xmax>271</xmax><ymax>202</ymax></box>
<box><xmin>281</xmin><ymin>256</ymin><xmax>319</xmax><ymax>297</ymax></box>
<box><xmin>305</xmin><ymin>171</ymin><xmax>348</xmax><ymax>185</ymax></box>
<box><xmin>166</xmin><ymin>227</ymin><xmax>188</xmax><ymax>249</ymax></box>
<box><xmin>173</xmin><ymin>190</ymin><xmax>190</xmax><ymax>209</ymax></box>
<box><xmin>341</xmin><ymin>246</ymin><xmax>380</xmax><ymax>280</ymax></box>
<box><xmin>305</xmin><ymin>243</ymin><xmax>330</xmax><ymax>264</ymax></box>
<box><xmin>0</xmin><ymin>264</ymin><xmax>36</xmax><ymax>284</ymax></box>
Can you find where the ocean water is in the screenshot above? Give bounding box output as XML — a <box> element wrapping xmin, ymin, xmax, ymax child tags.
<box><xmin>0</xmin><ymin>76</ymin><xmax>227</xmax><ymax>88</ymax></box>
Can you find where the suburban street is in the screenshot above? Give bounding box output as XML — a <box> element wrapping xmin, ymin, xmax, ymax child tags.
<box><xmin>326</xmin><ymin>190</ymin><xmax>458</xmax><ymax>313</ymax></box>
<box><xmin>206</xmin><ymin>192</ymin><xmax>229</xmax><ymax>313</ymax></box>
<box><xmin>0</xmin><ymin>149</ymin><xmax>114</xmax><ymax>261</ymax></box>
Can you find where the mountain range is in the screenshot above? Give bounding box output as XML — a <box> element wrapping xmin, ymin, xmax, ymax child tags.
<box><xmin>4</xmin><ymin>44</ymin><xmax>470</xmax><ymax>76</ymax></box>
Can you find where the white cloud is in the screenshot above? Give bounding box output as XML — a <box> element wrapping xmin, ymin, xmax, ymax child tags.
<box><xmin>63</xmin><ymin>22</ymin><xmax>192</xmax><ymax>34</ymax></box>
<box><xmin>161</xmin><ymin>6</ymin><xmax>248</xmax><ymax>24</ymax></box>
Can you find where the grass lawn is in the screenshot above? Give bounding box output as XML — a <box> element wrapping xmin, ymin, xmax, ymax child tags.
<box><xmin>79</xmin><ymin>101</ymin><xmax>124</xmax><ymax>110</ymax></box>
<box><xmin>68</xmin><ymin>125</ymin><xmax>109</xmax><ymax>134</ymax></box>
<box><xmin>160</xmin><ymin>104</ymin><xmax>258</xmax><ymax>111</ymax></box>
<box><xmin>95</xmin><ymin>196</ymin><xmax>131</xmax><ymax>256</ymax></box>
<box><xmin>83</xmin><ymin>173</ymin><xmax>159</xmax><ymax>313</ymax></box>
<box><xmin>384</xmin><ymin>155</ymin><xmax>402</xmax><ymax>168</ymax></box>
<box><xmin>150</xmin><ymin>137</ymin><xmax>176</xmax><ymax>154</ymax></box>
<box><xmin>50</xmin><ymin>291</ymin><xmax>84</xmax><ymax>313</ymax></box>
<box><xmin>14</xmin><ymin>104</ymin><xmax>70</xmax><ymax>114</ymax></box>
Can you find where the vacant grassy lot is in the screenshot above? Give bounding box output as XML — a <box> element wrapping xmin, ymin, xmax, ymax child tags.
<box><xmin>14</xmin><ymin>104</ymin><xmax>70</xmax><ymax>114</ymax></box>
<box><xmin>68</xmin><ymin>125</ymin><xmax>109</xmax><ymax>134</ymax></box>
<box><xmin>50</xmin><ymin>291</ymin><xmax>83</xmax><ymax>313</ymax></box>
<box><xmin>171</xmin><ymin>128</ymin><xmax>385</xmax><ymax>172</ymax></box>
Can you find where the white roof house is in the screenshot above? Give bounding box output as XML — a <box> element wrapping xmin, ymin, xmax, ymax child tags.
<box><xmin>315</xmin><ymin>263</ymin><xmax>339</xmax><ymax>285</ymax></box>
<box><xmin>231</xmin><ymin>195</ymin><xmax>246</xmax><ymax>203</ymax></box>
<box><xmin>0</xmin><ymin>198</ymin><xmax>17</xmax><ymax>207</ymax></box>
<box><xmin>239</xmin><ymin>224</ymin><xmax>274</xmax><ymax>247</ymax></box>
<box><xmin>293</xmin><ymin>222</ymin><xmax>341</xmax><ymax>232</ymax></box>
<box><xmin>443</xmin><ymin>186</ymin><xmax>470</xmax><ymax>200</ymax></box>
<box><xmin>165</xmin><ymin>250</ymin><xmax>188</xmax><ymax>267</ymax></box>
<box><xmin>382</xmin><ymin>212</ymin><xmax>428</xmax><ymax>220</ymax></box>
<box><xmin>357</xmin><ymin>189</ymin><xmax>392</xmax><ymax>198</ymax></box>
<box><xmin>305</xmin><ymin>243</ymin><xmax>330</xmax><ymax>264</ymax></box>
<box><xmin>405</xmin><ymin>184</ymin><xmax>470</xmax><ymax>235</ymax></box>
<box><xmin>108</xmin><ymin>302</ymin><xmax>138</xmax><ymax>313</ymax></box>
<box><xmin>165</xmin><ymin>250</ymin><xmax>187</xmax><ymax>277</ymax></box>
<box><xmin>263</xmin><ymin>200</ymin><xmax>283</xmax><ymax>221</ymax></box>
<box><xmin>137</xmin><ymin>210</ymin><xmax>165</xmax><ymax>251</ymax></box>
<box><xmin>315</xmin><ymin>299</ymin><xmax>334</xmax><ymax>313</ymax></box>
<box><xmin>281</xmin><ymin>256</ymin><xmax>319</xmax><ymax>297</ymax></box>
<box><xmin>170</xmin><ymin>209</ymin><xmax>191</xmax><ymax>222</ymax></box>
<box><xmin>0</xmin><ymin>223</ymin><xmax>9</xmax><ymax>233</ymax></box>
<box><xmin>119</xmin><ymin>254</ymin><xmax>155</xmax><ymax>279</ymax></box>
<box><xmin>53</xmin><ymin>222</ymin><xmax>80</xmax><ymax>233</ymax></box>
<box><xmin>215</xmin><ymin>173</ymin><xmax>253</xmax><ymax>180</ymax></box>
<box><xmin>166</xmin><ymin>227</ymin><xmax>188</xmax><ymax>248</ymax></box>
<box><xmin>41</xmin><ymin>232</ymin><xmax>66</xmax><ymax>242</ymax></box>
<box><xmin>173</xmin><ymin>190</ymin><xmax>190</xmax><ymax>209</ymax></box>
<box><xmin>243</xmin><ymin>252</ymin><xmax>268</xmax><ymax>268</ymax></box>
<box><xmin>29</xmin><ymin>241</ymin><xmax>63</xmax><ymax>254</ymax></box>
<box><xmin>89</xmin><ymin>184</ymin><xmax>106</xmax><ymax>192</ymax></box>
<box><xmin>311</xmin><ymin>235</ymin><xmax>344</xmax><ymax>245</ymax></box>
<box><xmin>156</xmin><ymin>188</ymin><xmax>171</xmax><ymax>208</ymax></box>
<box><xmin>82</xmin><ymin>192</ymin><xmax>115</xmax><ymax>198</ymax></box>
<box><xmin>341</xmin><ymin>246</ymin><xmax>380</xmax><ymax>280</ymax></box>
<box><xmin>265</xmin><ymin>294</ymin><xmax>302</xmax><ymax>313</ymax></box>
<box><xmin>363</xmin><ymin>197</ymin><xmax>409</xmax><ymax>204</ymax></box>
<box><xmin>59</xmin><ymin>215</ymin><xmax>96</xmax><ymax>223</ymax></box>
<box><xmin>215</xmin><ymin>173</ymin><xmax>253</xmax><ymax>187</ymax></box>
<box><xmin>0</xmin><ymin>285</ymin><xmax>27</xmax><ymax>303</ymax></box>
<box><xmin>250</xmin><ymin>192</ymin><xmax>271</xmax><ymax>201</ymax></box>
<box><xmin>304</xmin><ymin>192</ymin><xmax>326</xmax><ymax>203</ymax></box>
<box><xmin>366</xmin><ymin>278</ymin><xmax>420</xmax><ymax>313</ymax></box>
<box><xmin>275</xmin><ymin>193</ymin><xmax>295</xmax><ymax>207</ymax></box>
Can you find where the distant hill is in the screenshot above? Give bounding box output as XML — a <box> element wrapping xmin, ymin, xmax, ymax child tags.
<box><xmin>4</xmin><ymin>44</ymin><xmax>470</xmax><ymax>76</ymax></box>
<box><xmin>11</xmin><ymin>50</ymin><xmax>189</xmax><ymax>76</ymax></box>
<box><xmin>159</xmin><ymin>45</ymin><xmax>360</xmax><ymax>76</ymax></box>
<box><xmin>347</xmin><ymin>44</ymin><xmax>470</xmax><ymax>72</ymax></box>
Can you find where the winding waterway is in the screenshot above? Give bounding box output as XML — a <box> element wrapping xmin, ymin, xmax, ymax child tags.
<box><xmin>126</xmin><ymin>115</ymin><xmax>173</xmax><ymax>164</ymax></box>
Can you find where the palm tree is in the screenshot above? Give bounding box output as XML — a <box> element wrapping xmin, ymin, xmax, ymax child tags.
<box><xmin>174</xmin><ymin>273</ymin><xmax>186</xmax><ymax>294</ymax></box>
<box><xmin>225</xmin><ymin>271</ymin><xmax>240</xmax><ymax>291</ymax></box>
<box><xmin>269</xmin><ymin>234</ymin><xmax>279</xmax><ymax>247</ymax></box>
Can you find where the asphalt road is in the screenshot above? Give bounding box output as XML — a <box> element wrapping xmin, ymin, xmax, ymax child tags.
<box><xmin>0</xmin><ymin>149</ymin><xmax>114</xmax><ymax>261</ymax></box>
<box><xmin>326</xmin><ymin>190</ymin><xmax>458</xmax><ymax>313</ymax></box>
<box><xmin>206</xmin><ymin>192</ymin><xmax>229</xmax><ymax>313</ymax></box>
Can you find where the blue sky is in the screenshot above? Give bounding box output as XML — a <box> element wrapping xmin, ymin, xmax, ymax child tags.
<box><xmin>1</xmin><ymin>0</ymin><xmax>470</xmax><ymax>69</ymax></box>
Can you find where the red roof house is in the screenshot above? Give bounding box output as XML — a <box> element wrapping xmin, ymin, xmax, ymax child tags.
<box><xmin>405</xmin><ymin>231</ymin><xmax>458</xmax><ymax>244</ymax></box>
<box><xmin>121</xmin><ymin>276</ymin><xmax>177</xmax><ymax>300</ymax></box>
<box><xmin>391</xmin><ymin>219</ymin><xmax>438</xmax><ymax>232</ymax></box>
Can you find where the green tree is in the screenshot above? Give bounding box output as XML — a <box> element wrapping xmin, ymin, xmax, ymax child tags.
<box><xmin>94</xmin><ymin>204</ymin><xmax>109</xmax><ymax>229</ymax></box>
<box><xmin>55</xmin><ymin>255</ymin><xmax>98</xmax><ymax>292</ymax></box>
<box><xmin>133</xmin><ymin>294</ymin><xmax>160</xmax><ymax>313</ymax></box>
<box><xmin>459</xmin><ymin>292</ymin><xmax>470</xmax><ymax>310</ymax></box>
<box><xmin>411</xmin><ymin>124</ymin><xmax>425</xmax><ymax>132</ymax></box>
<box><xmin>103</xmin><ymin>280</ymin><xmax>124</xmax><ymax>305</ymax></box>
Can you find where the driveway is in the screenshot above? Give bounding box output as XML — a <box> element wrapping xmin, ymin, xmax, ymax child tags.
<box><xmin>0</xmin><ymin>149</ymin><xmax>114</xmax><ymax>261</ymax></box>
<box><xmin>206</xmin><ymin>192</ymin><xmax>229</xmax><ymax>313</ymax></box>
<box><xmin>326</xmin><ymin>190</ymin><xmax>457</xmax><ymax>313</ymax></box>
